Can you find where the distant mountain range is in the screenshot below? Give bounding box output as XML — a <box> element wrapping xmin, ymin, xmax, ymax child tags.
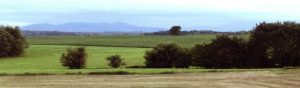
<box><xmin>22</xmin><ymin>22</ymin><xmax>166</xmax><ymax>32</ymax></box>
<box><xmin>22</xmin><ymin>21</ymin><xmax>257</xmax><ymax>32</ymax></box>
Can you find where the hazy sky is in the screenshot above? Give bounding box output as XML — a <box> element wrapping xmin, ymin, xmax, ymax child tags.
<box><xmin>1</xmin><ymin>0</ymin><xmax>300</xmax><ymax>28</ymax></box>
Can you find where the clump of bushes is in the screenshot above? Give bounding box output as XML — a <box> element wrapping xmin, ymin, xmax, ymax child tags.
<box><xmin>144</xmin><ymin>43</ymin><xmax>191</xmax><ymax>68</ymax></box>
<box><xmin>191</xmin><ymin>35</ymin><xmax>249</xmax><ymax>68</ymax></box>
<box><xmin>106</xmin><ymin>55</ymin><xmax>126</xmax><ymax>68</ymax></box>
<box><xmin>60</xmin><ymin>47</ymin><xmax>87</xmax><ymax>69</ymax></box>
<box><xmin>0</xmin><ymin>26</ymin><xmax>28</xmax><ymax>57</ymax></box>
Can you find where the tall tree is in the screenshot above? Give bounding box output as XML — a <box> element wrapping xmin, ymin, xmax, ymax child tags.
<box><xmin>250</xmin><ymin>21</ymin><xmax>300</xmax><ymax>67</ymax></box>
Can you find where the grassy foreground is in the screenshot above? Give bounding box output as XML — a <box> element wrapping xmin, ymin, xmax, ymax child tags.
<box><xmin>0</xmin><ymin>45</ymin><xmax>288</xmax><ymax>75</ymax></box>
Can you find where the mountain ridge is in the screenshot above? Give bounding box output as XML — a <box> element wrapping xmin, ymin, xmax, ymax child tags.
<box><xmin>22</xmin><ymin>22</ymin><xmax>166</xmax><ymax>32</ymax></box>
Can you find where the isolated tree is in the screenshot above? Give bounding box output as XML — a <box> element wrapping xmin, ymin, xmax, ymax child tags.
<box><xmin>144</xmin><ymin>43</ymin><xmax>191</xmax><ymax>68</ymax></box>
<box><xmin>106</xmin><ymin>55</ymin><xmax>126</xmax><ymax>68</ymax></box>
<box><xmin>0</xmin><ymin>26</ymin><xmax>28</xmax><ymax>57</ymax></box>
<box><xmin>60</xmin><ymin>47</ymin><xmax>87</xmax><ymax>69</ymax></box>
<box><xmin>169</xmin><ymin>26</ymin><xmax>181</xmax><ymax>36</ymax></box>
<box><xmin>4</xmin><ymin>26</ymin><xmax>28</xmax><ymax>56</ymax></box>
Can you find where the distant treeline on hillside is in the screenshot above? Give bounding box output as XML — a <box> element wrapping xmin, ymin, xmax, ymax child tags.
<box><xmin>144</xmin><ymin>30</ymin><xmax>249</xmax><ymax>35</ymax></box>
<box><xmin>22</xmin><ymin>30</ymin><xmax>249</xmax><ymax>37</ymax></box>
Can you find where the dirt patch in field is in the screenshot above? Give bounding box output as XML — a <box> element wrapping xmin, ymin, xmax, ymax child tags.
<box><xmin>0</xmin><ymin>71</ymin><xmax>299</xmax><ymax>88</ymax></box>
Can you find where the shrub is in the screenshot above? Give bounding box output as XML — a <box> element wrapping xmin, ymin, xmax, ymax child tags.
<box><xmin>106</xmin><ymin>55</ymin><xmax>126</xmax><ymax>68</ymax></box>
<box><xmin>144</xmin><ymin>43</ymin><xmax>191</xmax><ymax>68</ymax></box>
<box><xmin>60</xmin><ymin>47</ymin><xmax>87</xmax><ymax>69</ymax></box>
<box><xmin>0</xmin><ymin>26</ymin><xmax>28</xmax><ymax>57</ymax></box>
<box><xmin>0</xmin><ymin>30</ymin><xmax>13</xmax><ymax>57</ymax></box>
<box><xmin>191</xmin><ymin>35</ymin><xmax>249</xmax><ymax>68</ymax></box>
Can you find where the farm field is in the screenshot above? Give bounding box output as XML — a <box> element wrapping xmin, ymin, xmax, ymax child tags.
<box><xmin>1</xmin><ymin>69</ymin><xmax>299</xmax><ymax>88</ymax></box>
<box><xmin>27</xmin><ymin>34</ymin><xmax>247</xmax><ymax>48</ymax></box>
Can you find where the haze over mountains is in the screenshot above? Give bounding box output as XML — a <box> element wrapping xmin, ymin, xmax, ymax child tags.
<box><xmin>21</xmin><ymin>21</ymin><xmax>256</xmax><ymax>32</ymax></box>
<box><xmin>22</xmin><ymin>22</ymin><xmax>165</xmax><ymax>32</ymax></box>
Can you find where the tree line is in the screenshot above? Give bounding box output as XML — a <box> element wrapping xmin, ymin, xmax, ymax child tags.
<box><xmin>60</xmin><ymin>21</ymin><xmax>300</xmax><ymax>69</ymax></box>
<box><xmin>144</xmin><ymin>25</ymin><xmax>249</xmax><ymax>36</ymax></box>
<box><xmin>145</xmin><ymin>21</ymin><xmax>300</xmax><ymax>68</ymax></box>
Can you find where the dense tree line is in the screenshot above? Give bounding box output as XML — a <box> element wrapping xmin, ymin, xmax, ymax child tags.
<box><xmin>0</xmin><ymin>26</ymin><xmax>28</xmax><ymax>57</ymax></box>
<box><xmin>249</xmin><ymin>22</ymin><xmax>300</xmax><ymax>67</ymax></box>
<box><xmin>144</xmin><ymin>25</ymin><xmax>248</xmax><ymax>35</ymax></box>
<box><xmin>145</xmin><ymin>21</ymin><xmax>300</xmax><ymax>68</ymax></box>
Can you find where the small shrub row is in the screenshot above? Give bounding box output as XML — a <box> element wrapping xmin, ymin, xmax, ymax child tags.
<box><xmin>60</xmin><ymin>47</ymin><xmax>127</xmax><ymax>69</ymax></box>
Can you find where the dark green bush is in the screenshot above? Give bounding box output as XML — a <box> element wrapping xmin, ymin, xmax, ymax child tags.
<box><xmin>0</xmin><ymin>26</ymin><xmax>28</xmax><ymax>57</ymax></box>
<box><xmin>191</xmin><ymin>35</ymin><xmax>249</xmax><ymax>68</ymax></box>
<box><xmin>144</xmin><ymin>43</ymin><xmax>191</xmax><ymax>68</ymax></box>
<box><xmin>106</xmin><ymin>55</ymin><xmax>126</xmax><ymax>68</ymax></box>
<box><xmin>60</xmin><ymin>47</ymin><xmax>87</xmax><ymax>69</ymax></box>
<box><xmin>0</xmin><ymin>30</ymin><xmax>13</xmax><ymax>57</ymax></box>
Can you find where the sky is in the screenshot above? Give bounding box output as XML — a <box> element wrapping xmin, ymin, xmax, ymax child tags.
<box><xmin>1</xmin><ymin>0</ymin><xmax>300</xmax><ymax>29</ymax></box>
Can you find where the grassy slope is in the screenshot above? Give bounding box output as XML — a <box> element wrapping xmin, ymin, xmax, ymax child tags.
<box><xmin>27</xmin><ymin>35</ymin><xmax>217</xmax><ymax>48</ymax></box>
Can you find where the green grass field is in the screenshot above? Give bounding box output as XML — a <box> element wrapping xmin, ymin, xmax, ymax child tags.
<box><xmin>0</xmin><ymin>45</ymin><xmax>277</xmax><ymax>75</ymax></box>
<box><xmin>27</xmin><ymin>35</ymin><xmax>217</xmax><ymax>48</ymax></box>
<box><xmin>0</xmin><ymin>45</ymin><xmax>147</xmax><ymax>74</ymax></box>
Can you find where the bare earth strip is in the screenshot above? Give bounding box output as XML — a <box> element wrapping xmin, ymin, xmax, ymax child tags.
<box><xmin>0</xmin><ymin>71</ymin><xmax>299</xmax><ymax>88</ymax></box>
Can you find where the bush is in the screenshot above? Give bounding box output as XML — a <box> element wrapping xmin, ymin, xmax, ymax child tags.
<box><xmin>60</xmin><ymin>47</ymin><xmax>87</xmax><ymax>69</ymax></box>
<box><xmin>0</xmin><ymin>26</ymin><xmax>28</xmax><ymax>57</ymax></box>
<box><xmin>106</xmin><ymin>55</ymin><xmax>126</xmax><ymax>68</ymax></box>
<box><xmin>0</xmin><ymin>30</ymin><xmax>13</xmax><ymax>57</ymax></box>
<box><xmin>144</xmin><ymin>43</ymin><xmax>191</xmax><ymax>68</ymax></box>
<box><xmin>191</xmin><ymin>35</ymin><xmax>249</xmax><ymax>68</ymax></box>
